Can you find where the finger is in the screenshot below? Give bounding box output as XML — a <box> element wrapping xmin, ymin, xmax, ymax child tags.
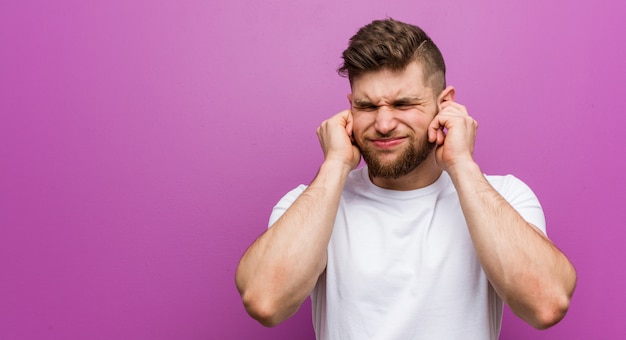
<box><xmin>439</xmin><ymin>100</ymin><xmax>453</xmax><ymax>111</ymax></box>
<box><xmin>428</xmin><ymin>114</ymin><xmax>446</xmax><ymax>141</ymax></box>
<box><xmin>428</xmin><ymin>116</ymin><xmax>439</xmax><ymax>142</ymax></box>
<box><xmin>437</xmin><ymin>129</ymin><xmax>445</xmax><ymax>145</ymax></box>
<box><xmin>441</xmin><ymin>102</ymin><xmax>468</xmax><ymax>116</ymax></box>
<box><xmin>428</xmin><ymin>114</ymin><xmax>447</xmax><ymax>143</ymax></box>
<box><xmin>344</xmin><ymin>110</ymin><xmax>353</xmax><ymax>136</ymax></box>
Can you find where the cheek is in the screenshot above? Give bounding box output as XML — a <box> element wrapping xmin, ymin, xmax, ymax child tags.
<box><xmin>351</xmin><ymin>126</ymin><xmax>365</xmax><ymax>143</ymax></box>
<box><xmin>400</xmin><ymin>113</ymin><xmax>434</xmax><ymax>131</ymax></box>
<box><xmin>350</xmin><ymin>115</ymin><xmax>371</xmax><ymax>136</ymax></box>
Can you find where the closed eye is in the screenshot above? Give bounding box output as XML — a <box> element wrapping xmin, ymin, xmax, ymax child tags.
<box><xmin>393</xmin><ymin>103</ymin><xmax>418</xmax><ymax>110</ymax></box>
<box><xmin>353</xmin><ymin>104</ymin><xmax>378</xmax><ymax>112</ymax></box>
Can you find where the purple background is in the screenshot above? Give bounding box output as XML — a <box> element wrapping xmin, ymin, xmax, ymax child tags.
<box><xmin>1</xmin><ymin>0</ymin><xmax>625</xmax><ymax>339</ymax></box>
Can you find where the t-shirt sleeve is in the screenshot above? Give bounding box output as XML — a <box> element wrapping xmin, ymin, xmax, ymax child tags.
<box><xmin>268</xmin><ymin>184</ymin><xmax>308</xmax><ymax>228</ymax></box>
<box><xmin>488</xmin><ymin>175</ymin><xmax>547</xmax><ymax>235</ymax></box>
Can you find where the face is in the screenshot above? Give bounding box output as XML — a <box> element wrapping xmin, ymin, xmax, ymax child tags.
<box><xmin>350</xmin><ymin>62</ymin><xmax>439</xmax><ymax>179</ymax></box>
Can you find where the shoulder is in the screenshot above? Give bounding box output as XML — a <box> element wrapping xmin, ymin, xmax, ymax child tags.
<box><xmin>486</xmin><ymin>174</ymin><xmax>547</xmax><ymax>234</ymax></box>
<box><xmin>267</xmin><ymin>184</ymin><xmax>307</xmax><ymax>227</ymax></box>
<box><xmin>485</xmin><ymin>174</ymin><xmax>537</xmax><ymax>202</ymax></box>
<box><xmin>279</xmin><ymin>184</ymin><xmax>308</xmax><ymax>203</ymax></box>
<box><xmin>267</xmin><ymin>167</ymin><xmax>367</xmax><ymax>227</ymax></box>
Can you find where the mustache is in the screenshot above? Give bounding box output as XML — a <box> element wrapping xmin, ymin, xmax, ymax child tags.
<box><xmin>363</xmin><ymin>132</ymin><xmax>407</xmax><ymax>139</ymax></box>
<box><xmin>355</xmin><ymin>131</ymin><xmax>436</xmax><ymax>149</ymax></box>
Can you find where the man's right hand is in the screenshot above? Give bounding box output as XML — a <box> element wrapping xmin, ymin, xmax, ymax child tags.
<box><xmin>316</xmin><ymin>110</ymin><xmax>361</xmax><ymax>170</ymax></box>
<box><xmin>237</xmin><ymin>110</ymin><xmax>359</xmax><ymax>327</ymax></box>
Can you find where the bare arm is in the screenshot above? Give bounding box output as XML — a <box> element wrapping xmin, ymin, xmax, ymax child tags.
<box><xmin>448</xmin><ymin>161</ymin><xmax>576</xmax><ymax>329</ymax></box>
<box><xmin>429</xmin><ymin>99</ymin><xmax>577</xmax><ymax>329</ymax></box>
<box><xmin>235</xmin><ymin>110</ymin><xmax>360</xmax><ymax>326</ymax></box>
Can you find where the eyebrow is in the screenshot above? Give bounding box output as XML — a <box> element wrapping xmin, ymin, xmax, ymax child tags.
<box><xmin>353</xmin><ymin>96</ymin><xmax>423</xmax><ymax>107</ymax></box>
<box><xmin>392</xmin><ymin>97</ymin><xmax>421</xmax><ymax>105</ymax></box>
<box><xmin>352</xmin><ymin>99</ymin><xmax>376</xmax><ymax>107</ymax></box>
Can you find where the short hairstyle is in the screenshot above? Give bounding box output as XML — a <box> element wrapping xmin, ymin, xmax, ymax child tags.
<box><xmin>338</xmin><ymin>18</ymin><xmax>447</xmax><ymax>95</ymax></box>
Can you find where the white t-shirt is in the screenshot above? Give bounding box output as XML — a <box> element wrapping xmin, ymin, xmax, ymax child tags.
<box><xmin>269</xmin><ymin>167</ymin><xmax>546</xmax><ymax>340</ymax></box>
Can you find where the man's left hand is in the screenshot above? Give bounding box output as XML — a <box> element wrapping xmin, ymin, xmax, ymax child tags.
<box><xmin>427</xmin><ymin>101</ymin><xmax>478</xmax><ymax>172</ymax></box>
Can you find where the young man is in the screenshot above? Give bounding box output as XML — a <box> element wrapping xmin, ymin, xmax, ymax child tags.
<box><xmin>236</xmin><ymin>18</ymin><xmax>576</xmax><ymax>339</ymax></box>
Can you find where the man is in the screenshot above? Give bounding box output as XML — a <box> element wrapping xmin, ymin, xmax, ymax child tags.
<box><xmin>236</xmin><ymin>18</ymin><xmax>576</xmax><ymax>339</ymax></box>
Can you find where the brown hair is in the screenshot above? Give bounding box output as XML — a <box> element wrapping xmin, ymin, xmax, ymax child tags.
<box><xmin>338</xmin><ymin>18</ymin><xmax>447</xmax><ymax>95</ymax></box>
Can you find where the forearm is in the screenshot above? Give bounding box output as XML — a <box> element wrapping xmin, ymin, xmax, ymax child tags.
<box><xmin>448</xmin><ymin>161</ymin><xmax>576</xmax><ymax>329</ymax></box>
<box><xmin>235</xmin><ymin>160</ymin><xmax>352</xmax><ymax>326</ymax></box>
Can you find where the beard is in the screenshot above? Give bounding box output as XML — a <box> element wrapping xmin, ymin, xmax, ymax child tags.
<box><xmin>355</xmin><ymin>133</ymin><xmax>435</xmax><ymax>179</ymax></box>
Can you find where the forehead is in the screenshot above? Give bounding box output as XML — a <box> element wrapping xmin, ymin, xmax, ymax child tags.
<box><xmin>350</xmin><ymin>62</ymin><xmax>432</xmax><ymax>102</ymax></box>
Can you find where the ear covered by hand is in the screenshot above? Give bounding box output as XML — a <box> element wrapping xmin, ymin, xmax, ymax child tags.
<box><xmin>317</xmin><ymin>110</ymin><xmax>362</xmax><ymax>170</ymax></box>
<box><xmin>428</xmin><ymin>100</ymin><xmax>478</xmax><ymax>172</ymax></box>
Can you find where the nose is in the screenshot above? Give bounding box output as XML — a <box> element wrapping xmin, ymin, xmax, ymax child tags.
<box><xmin>374</xmin><ymin>106</ymin><xmax>398</xmax><ymax>135</ymax></box>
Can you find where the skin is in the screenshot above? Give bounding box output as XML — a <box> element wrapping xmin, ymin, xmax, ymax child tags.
<box><xmin>235</xmin><ymin>61</ymin><xmax>577</xmax><ymax>329</ymax></box>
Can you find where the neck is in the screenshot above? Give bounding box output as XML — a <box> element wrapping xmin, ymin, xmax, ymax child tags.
<box><xmin>369</xmin><ymin>153</ymin><xmax>442</xmax><ymax>191</ymax></box>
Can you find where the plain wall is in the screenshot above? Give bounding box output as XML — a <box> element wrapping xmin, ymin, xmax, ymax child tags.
<box><xmin>1</xmin><ymin>0</ymin><xmax>625</xmax><ymax>339</ymax></box>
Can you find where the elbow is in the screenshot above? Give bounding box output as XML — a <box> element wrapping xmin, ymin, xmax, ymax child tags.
<box><xmin>509</xmin><ymin>280</ymin><xmax>575</xmax><ymax>330</ymax></box>
<box><xmin>236</xmin><ymin>261</ymin><xmax>300</xmax><ymax>327</ymax></box>
<box><xmin>240</xmin><ymin>290</ymin><xmax>285</xmax><ymax>327</ymax></box>
<box><xmin>532</xmin><ymin>267</ymin><xmax>577</xmax><ymax>330</ymax></box>
<box><xmin>236</xmin><ymin>268</ymin><xmax>287</xmax><ymax>327</ymax></box>
<box><xmin>520</xmin><ymin>261</ymin><xmax>577</xmax><ymax>330</ymax></box>
<box><xmin>528</xmin><ymin>290</ymin><xmax>574</xmax><ymax>330</ymax></box>
<box><xmin>531</xmin><ymin>300</ymin><xmax>570</xmax><ymax>330</ymax></box>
